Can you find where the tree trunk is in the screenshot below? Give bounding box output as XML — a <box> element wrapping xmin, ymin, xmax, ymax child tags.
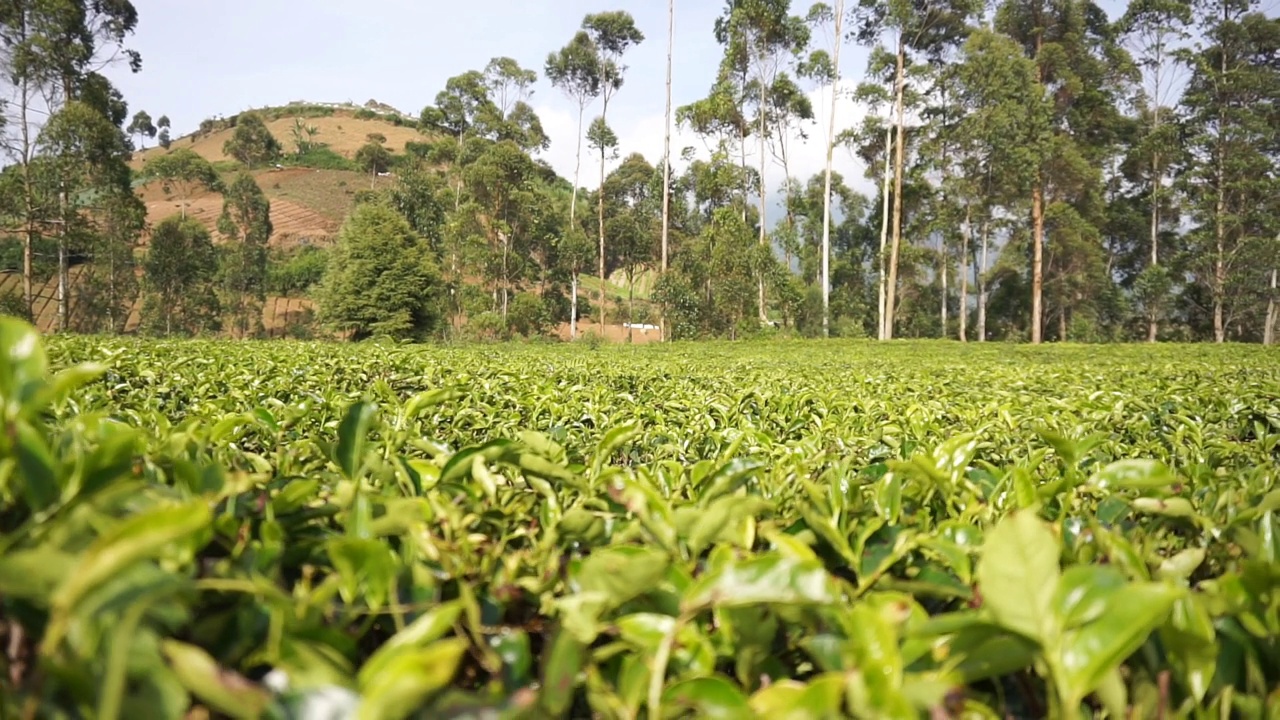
<box><xmin>20</xmin><ymin>72</ymin><xmax>34</xmax><ymax>316</ymax></box>
<box><xmin>821</xmin><ymin>0</ymin><xmax>845</xmax><ymax>339</ymax></box>
<box><xmin>1030</xmin><ymin>34</ymin><xmax>1045</xmax><ymax>345</ymax></box>
<box><xmin>757</xmin><ymin>74</ymin><xmax>768</xmax><ymax>325</ymax></box>
<box><xmin>598</xmin><ymin>145</ymin><xmax>607</xmax><ymax>332</ymax></box>
<box><xmin>628</xmin><ymin>273</ymin><xmax>635</xmax><ymax>343</ymax></box>
<box><xmin>884</xmin><ymin>32</ymin><xmax>906</xmax><ymax>341</ymax></box>
<box><xmin>877</xmin><ymin>124</ymin><xmax>890</xmax><ymax>340</ymax></box>
<box><xmin>570</xmin><ymin>272</ymin><xmax>579</xmax><ymax>339</ymax></box>
<box><xmin>978</xmin><ymin>216</ymin><xmax>988</xmax><ymax>342</ymax></box>
<box><xmin>57</xmin><ymin>242</ymin><xmax>67</xmax><ymax>332</ymax></box>
<box><xmin>57</xmin><ymin>185</ymin><xmax>69</xmax><ymax>332</ymax></box>
<box><xmin>1213</xmin><ymin>149</ymin><xmax>1225</xmax><ymax>344</ymax></box>
<box><xmin>661</xmin><ymin>0</ymin><xmax>673</xmax><ymax>342</ymax></box>
<box><xmin>454</xmin><ymin>134</ymin><xmax>464</xmax><ymax>212</ymax></box>
<box><xmin>1147</xmin><ymin>42</ymin><xmax>1163</xmax><ymax>343</ymax></box>
<box><xmin>1212</xmin><ymin>29</ymin><xmax>1227</xmax><ymax>346</ymax></box>
<box><xmin>571</xmin><ymin>104</ymin><xmax>585</xmax><ymax>224</ymax></box>
<box><xmin>960</xmin><ymin>203</ymin><xmax>970</xmax><ymax>342</ymax></box>
<box><xmin>1031</xmin><ymin>180</ymin><xmax>1044</xmax><ymax>344</ymax></box>
<box><xmin>1265</xmin><ymin>268</ymin><xmax>1277</xmax><ymax>346</ymax></box>
<box><xmin>940</xmin><ymin>241</ymin><xmax>948</xmax><ymax>339</ymax></box>
<box><xmin>1148</xmin><ymin>148</ymin><xmax>1160</xmax><ymax>343</ymax></box>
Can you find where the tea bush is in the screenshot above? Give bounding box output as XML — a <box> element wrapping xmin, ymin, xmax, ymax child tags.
<box><xmin>1</xmin><ymin>320</ymin><xmax>1277</xmax><ymax>719</ymax></box>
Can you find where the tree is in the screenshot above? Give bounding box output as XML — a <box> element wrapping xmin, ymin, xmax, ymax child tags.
<box><xmin>995</xmin><ymin>0</ymin><xmax>1135</xmax><ymax>342</ymax></box>
<box><xmin>546</xmin><ymin>33</ymin><xmax>603</xmax><ymax>336</ymax></box>
<box><xmin>1178</xmin><ymin>1</ymin><xmax>1280</xmax><ymax>342</ymax></box>
<box><xmin>0</xmin><ymin>0</ymin><xmax>142</xmax><ymax>315</ymax></box>
<box><xmin>217</xmin><ymin>173</ymin><xmax>272</xmax><ymax>337</ymax></box>
<box><xmin>421</xmin><ymin>70</ymin><xmax>498</xmax><ymax>210</ymax></box>
<box><xmin>1118</xmin><ymin>0</ymin><xmax>1192</xmax><ymax>341</ymax></box>
<box><xmin>715</xmin><ymin>0</ymin><xmax>811</xmax><ymax>323</ymax></box>
<box><xmin>127</xmin><ymin>109</ymin><xmax>155</xmax><ymax>149</ymax></box>
<box><xmin>465</xmin><ymin>139</ymin><xmax>542</xmax><ymax>322</ymax></box>
<box><xmin>809</xmin><ymin>0</ymin><xmax>847</xmax><ymax>337</ymax></box>
<box><xmin>223</xmin><ymin>112</ymin><xmax>281</xmax><ymax>168</ymax></box>
<box><xmin>582</xmin><ymin>10</ymin><xmax>645</xmax><ymax>329</ymax></box>
<box><xmin>854</xmin><ymin>0</ymin><xmax>979</xmax><ymax>339</ymax></box>
<box><xmin>141</xmin><ymin>147</ymin><xmax>221</xmax><ymax>218</ymax></box>
<box><xmin>661</xmin><ymin>0</ymin><xmax>675</xmax><ymax>341</ymax></box>
<box><xmin>602</xmin><ymin>153</ymin><xmax>658</xmax><ymax>341</ymax></box>
<box><xmin>141</xmin><ymin>216</ymin><xmax>221</xmax><ymax>336</ymax></box>
<box><xmin>77</xmin><ymin>184</ymin><xmax>145</xmax><ymax>333</ymax></box>
<box><xmin>316</xmin><ymin>201</ymin><xmax>444</xmax><ymax>340</ymax></box>
<box><xmin>157</xmin><ymin>114</ymin><xmax>171</xmax><ymax>149</ymax></box>
<box><xmin>290</xmin><ymin>117</ymin><xmax>320</xmax><ymax>155</ymax></box>
<box><xmin>37</xmin><ymin>96</ymin><xmax>136</xmax><ymax>332</ymax></box>
<box><xmin>356</xmin><ymin>134</ymin><xmax>392</xmax><ymax>187</ymax></box>
<box><xmin>954</xmin><ymin>30</ymin><xmax>1052</xmax><ymax>343</ymax></box>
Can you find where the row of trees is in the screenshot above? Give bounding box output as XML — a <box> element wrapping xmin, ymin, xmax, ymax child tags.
<box><xmin>0</xmin><ymin>0</ymin><xmax>274</xmax><ymax>337</ymax></box>
<box><xmin>1</xmin><ymin>0</ymin><xmax>1275</xmax><ymax>343</ymax></box>
<box><xmin>384</xmin><ymin>0</ymin><xmax>1275</xmax><ymax>343</ymax></box>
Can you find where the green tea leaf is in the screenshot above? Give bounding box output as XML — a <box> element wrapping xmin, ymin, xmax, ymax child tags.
<box><xmin>1087</xmin><ymin>459</ymin><xmax>1178</xmax><ymax>490</ymax></box>
<box><xmin>359</xmin><ymin>600</ymin><xmax>464</xmax><ymax>685</ymax></box>
<box><xmin>539</xmin><ymin>626</ymin><xmax>585</xmax><ymax>717</ymax></box>
<box><xmin>975</xmin><ymin>510</ymin><xmax>1061</xmax><ymax>643</ymax></box>
<box><xmin>1058</xmin><ymin>583</ymin><xmax>1181</xmax><ymax>704</ymax></box>
<box><xmin>161</xmin><ymin>640</ymin><xmax>272</xmax><ymax>719</ymax></box>
<box><xmin>357</xmin><ymin>638</ymin><xmax>467</xmax><ymax>720</ymax></box>
<box><xmin>0</xmin><ymin>317</ymin><xmax>47</xmax><ymax>418</ymax></box>
<box><xmin>662</xmin><ymin>676</ymin><xmax>750</xmax><ymax>718</ymax></box>
<box><xmin>50</xmin><ymin>500</ymin><xmax>211</xmax><ymax>640</ymax></box>
<box><xmin>334</xmin><ymin>401</ymin><xmax>376</xmax><ymax>478</ymax></box>
<box><xmin>682</xmin><ymin>554</ymin><xmax>838</xmax><ymax>612</ymax></box>
<box><xmin>13</xmin><ymin>420</ymin><xmax>59</xmax><ymax>510</ymax></box>
<box><xmin>576</xmin><ymin>546</ymin><xmax>669</xmax><ymax>608</ymax></box>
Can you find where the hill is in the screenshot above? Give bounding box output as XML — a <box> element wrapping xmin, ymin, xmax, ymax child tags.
<box><xmin>132</xmin><ymin>102</ymin><xmax>427</xmax><ymax>249</ymax></box>
<box><xmin>132</xmin><ymin>103</ymin><xmax>425</xmax><ymax>169</ymax></box>
<box><xmin>6</xmin><ymin>100</ymin><xmax>663</xmax><ymax>342</ymax></box>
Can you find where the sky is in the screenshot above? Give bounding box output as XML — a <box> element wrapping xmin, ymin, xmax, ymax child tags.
<box><xmin>105</xmin><ymin>0</ymin><xmax>1152</xmax><ymax>206</ymax></box>
<box><xmin>105</xmin><ymin>0</ymin><xmax>883</xmax><ymax>199</ymax></box>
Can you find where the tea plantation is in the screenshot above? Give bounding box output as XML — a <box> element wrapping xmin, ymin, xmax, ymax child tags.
<box><xmin>2</xmin><ymin>318</ymin><xmax>1277</xmax><ymax>719</ymax></box>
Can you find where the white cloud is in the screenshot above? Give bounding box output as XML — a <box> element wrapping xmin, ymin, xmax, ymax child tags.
<box><xmin>532</xmin><ymin>78</ymin><xmax>880</xmax><ymax>223</ymax></box>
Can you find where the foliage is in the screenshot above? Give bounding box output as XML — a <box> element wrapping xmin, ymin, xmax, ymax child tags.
<box><xmin>1</xmin><ymin>324</ymin><xmax>1278</xmax><ymax>717</ymax></box>
<box><xmin>223</xmin><ymin>112</ymin><xmax>283</xmax><ymax>169</ymax></box>
<box><xmin>217</xmin><ymin>174</ymin><xmax>273</xmax><ymax>337</ymax></box>
<box><xmin>140</xmin><ymin>148</ymin><xmax>223</xmax><ymax>218</ymax></box>
<box><xmin>315</xmin><ymin>201</ymin><xmax>445</xmax><ymax>341</ymax></box>
<box><xmin>139</xmin><ymin>216</ymin><xmax>221</xmax><ymax>336</ymax></box>
<box><xmin>267</xmin><ymin>245</ymin><xmax>329</xmax><ymax>296</ymax></box>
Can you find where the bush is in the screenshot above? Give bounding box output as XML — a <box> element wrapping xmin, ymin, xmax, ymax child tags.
<box><xmin>282</xmin><ymin>146</ymin><xmax>357</xmax><ymax>171</ymax></box>
<box><xmin>0</xmin><ymin>290</ymin><xmax>29</xmax><ymax>320</ymax></box>
<box><xmin>508</xmin><ymin>292</ymin><xmax>551</xmax><ymax>338</ymax></box>
<box><xmin>462</xmin><ymin>310</ymin><xmax>505</xmax><ymax>342</ymax></box>
<box><xmin>266</xmin><ymin>246</ymin><xmax>328</xmax><ymax>296</ymax></box>
<box><xmin>314</xmin><ymin>201</ymin><xmax>444</xmax><ymax>341</ymax></box>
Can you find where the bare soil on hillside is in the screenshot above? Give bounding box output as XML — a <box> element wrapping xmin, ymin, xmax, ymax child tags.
<box><xmin>134</xmin><ymin>113</ymin><xmax>425</xmax><ymax>167</ymax></box>
<box><xmin>137</xmin><ymin>167</ymin><xmax>355</xmax><ymax>248</ymax></box>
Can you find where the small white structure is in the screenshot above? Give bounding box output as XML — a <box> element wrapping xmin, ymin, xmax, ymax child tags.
<box><xmin>623</xmin><ymin>323</ymin><xmax>660</xmax><ymax>334</ymax></box>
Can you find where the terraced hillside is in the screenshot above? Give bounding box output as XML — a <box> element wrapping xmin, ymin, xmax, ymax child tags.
<box><xmin>133</xmin><ymin>166</ymin><xmax>358</xmax><ymax>250</ymax></box>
